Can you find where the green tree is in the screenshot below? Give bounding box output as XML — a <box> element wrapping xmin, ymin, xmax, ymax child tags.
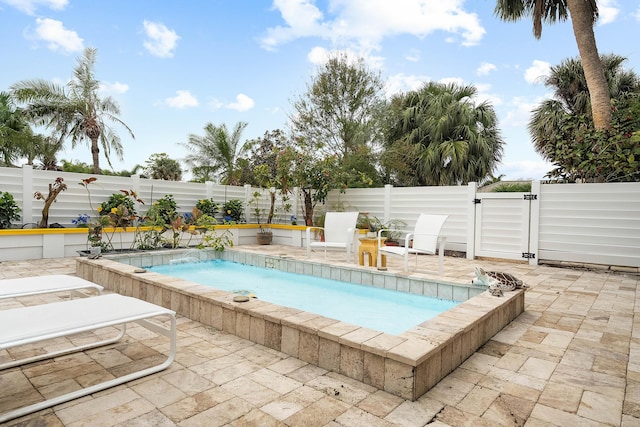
<box><xmin>279</xmin><ymin>140</ymin><xmax>345</xmax><ymax>226</ymax></box>
<box><xmin>530</xmin><ymin>54</ymin><xmax>640</xmax><ymax>158</ymax></box>
<box><xmin>495</xmin><ymin>0</ymin><xmax>611</xmax><ymax>129</ymax></box>
<box><xmin>10</xmin><ymin>47</ymin><xmax>134</xmax><ymax>173</ymax></box>
<box><xmin>0</xmin><ymin>91</ymin><xmax>31</xmax><ymax>166</ymax></box>
<box><xmin>244</xmin><ymin>129</ymin><xmax>291</xmax><ymax>223</ymax></box>
<box><xmin>145</xmin><ymin>153</ymin><xmax>182</xmax><ymax>181</ymax></box>
<box><xmin>383</xmin><ymin>82</ymin><xmax>504</xmax><ymax>186</ymax></box>
<box><xmin>290</xmin><ymin>53</ymin><xmax>384</xmax><ymax>187</ymax></box>
<box><xmin>544</xmin><ymin>95</ymin><xmax>640</xmax><ymax>182</ymax></box>
<box><xmin>182</xmin><ymin>121</ymin><xmax>248</xmax><ymax>184</ymax></box>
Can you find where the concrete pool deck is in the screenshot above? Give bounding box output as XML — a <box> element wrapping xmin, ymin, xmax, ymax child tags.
<box><xmin>0</xmin><ymin>247</ymin><xmax>639</xmax><ymax>426</ymax></box>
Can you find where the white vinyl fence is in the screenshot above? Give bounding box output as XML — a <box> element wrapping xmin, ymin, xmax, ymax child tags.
<box><xmin>1</xmin><ymin>166</ymin><xmax>639</xmax><ymax>268</ymax></box>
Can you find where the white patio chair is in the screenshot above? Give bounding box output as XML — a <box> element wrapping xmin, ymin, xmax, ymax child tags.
<box><xmin>377</xmin><ymin>214</ymin><xmax>448</xmax><ymax>274</ymax></box>
<box><xmin>306</xmin><ymin>212</ymin><xmax>359</xmax><ymax>262</ymax></box>
<box><xmin>0</xmin><ymin>274</ymin><xmax>103</xmax><ymax>301</ymax></box>
<box><xmin>0</xmin><ymin>294</ymin><xmax>176</xmax><ymax>422</ymax></box>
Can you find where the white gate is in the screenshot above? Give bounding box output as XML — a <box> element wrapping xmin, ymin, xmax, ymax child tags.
<box><xmin>474</xmin><ymin>192</ymin><xmax>536</xmax><ymax>262</ymax></box>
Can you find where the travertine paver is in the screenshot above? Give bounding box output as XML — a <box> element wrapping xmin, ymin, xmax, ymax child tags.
<box><xmin>0</xmin><ymin>250</ymin><xmax>638</xmax><ymax>426</ymax></box>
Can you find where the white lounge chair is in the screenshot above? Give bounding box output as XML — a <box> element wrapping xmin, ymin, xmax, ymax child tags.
<box><xmin>0</xmin><ymin>274</ymin><xmax>103</xmax><ymax>300</ymax></box>
<box><xmin>377</xmin><ymin>214</ymin><xmax>448</xmax><ymax>274</ymax></box>
<box><xmin>306</xmin><ymin>212</ymin><xmax>359</xmax><ymax>262</ymax></box>
<box><xmin>0</xmin><ymin>294</ymin><xmax>176</xmax><ymax>422</ymax></box>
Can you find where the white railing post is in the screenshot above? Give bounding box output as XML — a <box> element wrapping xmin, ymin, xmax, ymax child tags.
<box><xmin>244</xmin><ymin>184</ymin><xmax>252</xmax><ymax>223</ymax></box>
<box><xmin>528</xmin><ymin>180</ymin><xmax>541</xmax><ymax>266</ymax></box>
<box><xmin>466</xmin><ymin>182</ymin><xmax>477</xmax><ymax>259</ymax></box>
<box><xmin>291</xmin><ymin>187</ymin><xmax>299</xmax><ymax>224</ymax></box>
<box><xmin>205</xmin><ymin>181</ymin><xmax>214</xmax><ymax>199</ymax></box>
<box><xmin>131</xmin><ymin>175</ymin><xmax>140</xmax><ymax>197</ymax></box>
<box><xmin>383</xmin><ymin>184</ymin><xmax>393</xmax><ymax>223</ymax></box>
<box><xmin>21</xmin><ymin>165</ymin><xmax>33</xmax><ymax>225</ymax></box>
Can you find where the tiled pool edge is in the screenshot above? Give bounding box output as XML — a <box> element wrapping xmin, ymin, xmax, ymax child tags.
<box><xmin>76</xmin><ymin>250</ymin><xmax>524</xmax><ymax>401</ymax></box>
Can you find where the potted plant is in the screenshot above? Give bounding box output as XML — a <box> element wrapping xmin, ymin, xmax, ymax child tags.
<box><xmin>249</xmin><ymin>190</ymin><xmax>272</xmax><ymax>245</ymax></box>
<box><xmin>379</xmin><ymin>218</ymin><xmax>407</xmax><ymax>246</ymax></box>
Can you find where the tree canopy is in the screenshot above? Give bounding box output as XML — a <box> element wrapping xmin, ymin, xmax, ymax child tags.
<box><xmin>182</xmin><ymin>121</ymin><xmax>248</xmax><ymax>184</ymax></box>
<box><xmin>290</xmin><ymin>53</ymin><xmax>384</xmax><ymax>187</ymax></box>
<box><xmin>11</xmin><ymin>47</ymin><xmax>134</xmax><ymax>173</ymax></box>
<box><xmin>382</xmin><ymin>82</ymin><xmax>504</xmax><ymax>186</ymax></box>
<box><xmin>495</xmin><ymin>0</ymin><xmax>612</xmax><ymax>129</ymax></box>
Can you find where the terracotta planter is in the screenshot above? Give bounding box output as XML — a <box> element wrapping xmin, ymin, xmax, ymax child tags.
<box><xmin>256</xmin><ymin>232</ymin><xmax>273</xmax><ymax>245</ymax></box>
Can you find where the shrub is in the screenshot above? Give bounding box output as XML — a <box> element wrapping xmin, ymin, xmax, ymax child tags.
<box><xmin>0</xmin><ymin>192</ymin><xmax>21</xmax><ymax>229</ymax></box>
<box><xmin>222</xmin><ymin>199</ymin><xmax>243</xmax><ymax>222</ymax></box>
<box><xmin>99</xmin><ymin>193</ymin><xmax>137</xmax><ymax>217</ymax></box>
<box><xmin>146</xmin><ymin>194</ymin><xmax>178</xmax><ymax>227</ymax></box>
<box><xmin>196</xmin><ymin>198</ymin><xmax>219</xmax><ymax>217</ymax></box>
<box><xmin>493</xmin><ymin>182</ymin><xmax>532</xmax><ymax>192</ymax></box>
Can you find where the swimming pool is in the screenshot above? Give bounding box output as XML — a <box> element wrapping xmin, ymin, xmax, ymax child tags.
<box><xmin>150</xmin><ymin>259</ymin><xmax>458</xmax><ymax>335</ymax></box>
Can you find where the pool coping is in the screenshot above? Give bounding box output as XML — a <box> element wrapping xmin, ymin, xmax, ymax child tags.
<box><xmin>76</xmin><ymin>248</ymin><xmax>524</xmax><ymax>401</ymax></box>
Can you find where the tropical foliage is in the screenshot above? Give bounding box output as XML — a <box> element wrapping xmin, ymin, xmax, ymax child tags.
<box><xmin>290</xmin><ymin>53</ymin><xmax>384</xmax><ymax>187</ymax></box>
<box><xmin>529</xmin><ymin>54</ymin><xmax>640</xmax><ymax>157</ymax></box>
<box><xmin>382</xmin><ymin>82</ymin><xmax>504</xmax><ymax>186</ymax></box>
<box><xmin>182</xmin><ymin>121</ymin><xmax>248</xmax><ymax>184</ymax></box>
<box><xmin>494</xmin><ymin>0</ymin><xmax>611</xmax><ymax>129</ymax></box>
<box><xmin>0</xmin><ymin>192</ymin><xmax>21</xmax><ymax>229</ymax></box>
<box><xmin>144</xmin><ymin>153</ymin><xmax>182</xmax><ymax>181</ymax></box>
<box><xmin>279</xmin><ymin>142</ymin><xmax>345</xmax><ymax>226</ymax></box>
<box><xmin>544</xmin><ymin>96</ymin><xmax>640</xmax><ymax>182</ymax></box>
<box><xmin>11</xmin><ymin>48</ymin><xmax>134</xmax><ymax>173</ymax></box>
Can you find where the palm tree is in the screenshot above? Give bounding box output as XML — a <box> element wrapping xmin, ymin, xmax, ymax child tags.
<box><xmin>182</xmin><ymin>121</ymin><xmax>248</xmax><ymax>184</ymax></box>
<box><xmin>145</xmin><ymin>153</ymin><xmax>182</xmax><ymax>181</ymax></box>
<box><xmin>385</xmin><ymin>82</ymin><xmax>504</xmax><ymax>186</ymax></box>
<box><xmin>0</xmin><ymin>91</ymin><xmax>30</xmax><ymax>166</ymax></box>
<box><xmin>529</xmin><ymin>54</ymin><xmax>640</xmax><ymax>157</ymax></box>
<box><xmin>10</xmin><ymin>47</ymin><xmax>134</xmax><ymax>173</ymax></box>
<box><xmin>495</xmin><ymin>0</ymin><xmax>612</xmax><ymax>129</ymax></box>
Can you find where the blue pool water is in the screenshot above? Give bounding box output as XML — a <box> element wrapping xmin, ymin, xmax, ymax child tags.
<box><xmin>150</xmin><ymin>260</ymin><xmax>458</xmax><ymax>334</ymax></box>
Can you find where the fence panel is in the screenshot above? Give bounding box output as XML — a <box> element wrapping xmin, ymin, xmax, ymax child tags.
<box><xmin>0</xmin><ymin>167</ymin><xmax>24</xmax><ymax>209</ymax></box>
<box><xmin>2</xmin><ymin>166</ymin><xmax>639</xmax><ymax>268</ymax></box>
<box><xmin>388</xmin><ymin>186</ymin><xmax>469</xmax><ymax>253</ymax></box>
<box><xmin>538</xmin><ymin>182</ymin><xmax>640</xmax><ymax>267</ymax></box>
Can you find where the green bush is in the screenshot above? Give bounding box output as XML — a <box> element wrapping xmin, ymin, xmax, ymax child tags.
<box><xmin>196</xmin><ymin>198</ymin><xmax>219</xmax><ymax>217</ymax></box>
<box><xmin>222</xmin><ymin>199</ymin><xmax>243</xmax><ymax>222</ymax></box>
<box><xmin>0</xmin><ymin>192</ymin><xmax>21</xmax><ymax>229</ymax></box>
<box><xmin>99</xmin><ymin>193</ymin><xmax>137</xmax><ymax>217</ymax></box>
<box><xmin>146</xmin><ymin>194</ymin><xmax>178</xmax><ymax>227</ymax></box>
<box><xmin>493</xmin><ymin>183</ymin><xmax>532</xmax><ymax>192</ymax></box>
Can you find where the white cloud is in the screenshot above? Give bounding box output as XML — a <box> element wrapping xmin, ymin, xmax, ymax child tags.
<box><xmin>31</xmin><ymin>18</ymin><xmax>83</xmax><ymax>54</ymax></box>
<box><xmin>635</xmin><ymin>5</ymin><xmax>640</xmax><ymax>21</ymax></box>
<box><xmin>405</xmin><ymin>49</ymin><xmax>420</xmax><ymax>62</ymax></box>
<box><xmin>497</xmin><ymin>160</ymin><xmax>552</xmax><ymax>180</ymax></box>
<box><xmin>2</xmin><ymin>0</ymin><xmax>67</xmax><ymax>15</ymax></box>
<box><xmin>501</xmin><ymin>95</ymin><xmax>543</xmax><ymax>127</ymax></box>
<box><xmin>524</xmin><ymin>60</ymin><xmax>550</xmax><ymax>84</ymax></box>
<box><xmin>164</xmin><ymin>90</ymin><xmax>199</xmax><ymax>108</ymax></box>
<box><xmin>385</xmin><ymin>73</ymin><xmax>430</xmax><ymax>96</ymax></box>
<box><xmin>476</xmin><ymin>62</ymin><xmax>496</xmax><ymax>76</ymax></box>
<box><xmin>597</xmin><ymin>0</ymin><xmax>619</xmax><ymax>25</ymax></box>
<box><xmin>100</xmin><ymin>81</ymin><xmax>129</xmax><ymax>94</ymax></box>
<box><xmin>143</xmin><ymin>20</ymin><xmax>179</xmax><ymax>58</ymax></box>
<box><xmin>207</xmin><ymin>94</ymin><xmax>255</xmax><ymax>111</ymax></box>
<box><xmin>474</xmin><ymin>83</ymin><xmax>503</xmax><ymax>106</ymax></box>
<box><xmin>261</xmin><ymin>0</ymin><xmax>485</xmax><ymax>51</ymax></box>
<box><xmin>226</xmin><ymin>94</ymin><xmax>255</xmax><ymax>112</ymax></box>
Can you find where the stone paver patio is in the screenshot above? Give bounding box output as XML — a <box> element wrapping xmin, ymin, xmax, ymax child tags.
<box><xmin>0</xmin><ymin>248</ymin><xmax>638</xmax><ymax>426</ymax></box>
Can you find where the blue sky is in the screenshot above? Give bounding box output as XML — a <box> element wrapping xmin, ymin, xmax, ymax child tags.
<box><xmin>1</xmin><ymin>0</ymin><xmax>638</xmax><ymax>180</ymax></box>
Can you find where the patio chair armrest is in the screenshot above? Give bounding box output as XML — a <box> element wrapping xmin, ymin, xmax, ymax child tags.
<box><xmin>305</xmin><ymin>226</ymin><xmax>324</xmax><ymax>239</ymax></box>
